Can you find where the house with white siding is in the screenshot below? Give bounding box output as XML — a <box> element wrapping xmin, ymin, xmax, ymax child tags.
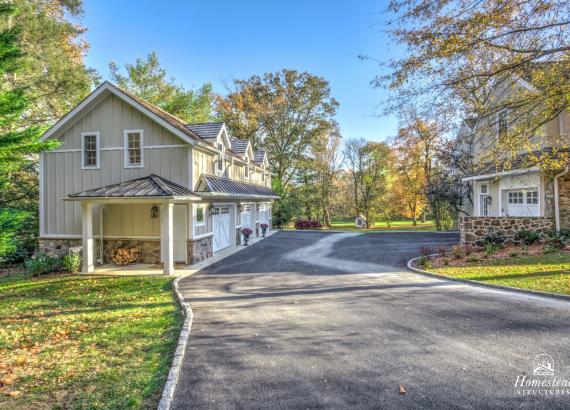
<box><xmin>38</xmin><ymin>81</ymin><xmax>278</xmax><ymax>274</ymax></box>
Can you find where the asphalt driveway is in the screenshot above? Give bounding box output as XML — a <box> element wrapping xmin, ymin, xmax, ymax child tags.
<box><xmin>173</xmin><ymin>231</ymin><xmax>570</xmax><ymax>409</ymax></box>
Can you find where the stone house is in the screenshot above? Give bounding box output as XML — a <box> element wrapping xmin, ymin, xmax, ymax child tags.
<box><xmin>38</xmin><ymin>82</ymin><xmax>278</xmax><ymax>274</ymax></box>
<box><xmin>457</xmin><ymin>75</ymin><xmax>570</xmax><ymax>246</ymax></box>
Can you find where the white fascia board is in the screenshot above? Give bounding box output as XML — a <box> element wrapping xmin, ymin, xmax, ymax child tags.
<box><xmin>462</xmin><ymin>167</ymin><xmax>540</xmax><ymax>182</ymax></box>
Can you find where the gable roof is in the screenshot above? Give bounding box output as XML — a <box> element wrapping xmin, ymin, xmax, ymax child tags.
<box><xmin>230</xmin><ymin>137</ymin><xmax>250</xmax><ymax>155</ymax></box>
<box><xmin>196</xmin><ymin>175</ymin><xmax>279</xmax><ymax>198</ymax></box>
<box><xmin>41</xmin><ymin>82</ymin><xmax>205</xmax><ymax>146</ymax></box>
<box><xmin>68</xmin><ymin>174</ymin><xmax>199</xmax><ymax>199</ymax></box>
<box><xmin>253</xmin><ymin>149</ymin><xmax>266</xmax><ymax>165</ymax></box>
<box><xmin>186</xmin><ymin>122</ymin><xmax>224</xmax><ymax>140</ymax></box>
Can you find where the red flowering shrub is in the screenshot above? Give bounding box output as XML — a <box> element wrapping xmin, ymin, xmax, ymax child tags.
<box><xmin>294</xmin><ymin>219</ymin><xmax>323</xmax><ymax>230</ymax></box>
<box><xmin>260</xmin><ymin>223</ymin><xmax>269</xmax><ymax>229</ymax></box>
<box><xmin>241</xmin><ymin>227</ymin><xmax>253</xmax><ymax>236</ymax></box>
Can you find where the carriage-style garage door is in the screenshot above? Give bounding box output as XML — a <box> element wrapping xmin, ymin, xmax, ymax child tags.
<box><xmin>212</xmin><ymin>206</ymin><xmax>231</xmax><ymax>253</ymax></box>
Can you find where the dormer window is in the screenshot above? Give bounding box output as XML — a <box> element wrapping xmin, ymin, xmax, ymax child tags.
<box><xmin>217</xmin><ymin>143</ymin><xmax>225</xmax><ymax>173</ymax></box>
<box><xmin>244</xmin><ymin>160</ymin><xmax>249</xmax><ymax>179</ymax></box>
<box><xmin>498</xmin><ymin>109</ymin><xmax>508</xmax><ymax>142</ymax></box>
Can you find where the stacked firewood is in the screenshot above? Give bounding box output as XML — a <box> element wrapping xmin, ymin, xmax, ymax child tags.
<box><xmin>111</xmin><ymin>246</ymin><xmax>141</xmax><ymax>266</ymax></box>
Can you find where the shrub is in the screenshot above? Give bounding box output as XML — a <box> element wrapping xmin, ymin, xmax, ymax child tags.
<box><xmin>294</xmin><ymin>219</ymin><xmax>322</xmax><ymax>230</ymax></box>
<box><xmin>417</xmin><ymin>256</ymin><xmax>432</xmax><ymax>269</ymax></box>
<box><xmin>260</xmin><ymin>223</ymin><xmax>269</xmax><ymax>229</ymax></box>
<box><xmin>484</xmin><ymin>242</ymin><xmax>499</xmax><ymax>257</ymax></box>
<box><xmin>477</xmin><ymin>230</ymin><xmax>505</xmax><ymax>248</ymax></box>
<box><xmin>436</xmin><ymin>246</ymin><xmax>449</xmax><ymax>255</ymax></box>
<box><xmin>514</xmin><ymin>229</ymin><xmax>541</xmax><ymax>246</ymax></box>
<box><xmin>544</xmin><ymin>230</ymin><xmax>567</xmax><ymax>250</ymax></box>
<box><xmin>62</xmin><ymin>252</ymin><xmax>81</xmax><ymax>273</ymax></box>
<box><xmin>25</xmin><ymin>253</ymin><xmax>62</xmax><ymax>276</ymax></box>
<box><xmin>451</xmin><ymin>245</ymin><xmax>464</xmax><ymax>259</ymax></box>
<box><xmin>241</xmin><ymin>227</ymin><xmax>253</xmax><ymax>236</ymax></box>
<box><xmin>419</xmin><ymin>246</ymin><xmax>432</xmax><ymax>259</ymax></box>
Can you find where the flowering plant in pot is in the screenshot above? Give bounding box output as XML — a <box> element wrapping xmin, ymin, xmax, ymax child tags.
<box><xmin>260</xmin><ymin>223</ymin><xmax>269</xmax><ymax>237</ymax></box>
<box><xmin>241</xmin><ymin>227</ymin><xmax>253</xmax><ymax>245</ymax></box>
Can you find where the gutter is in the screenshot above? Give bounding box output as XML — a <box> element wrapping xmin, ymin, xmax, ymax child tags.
<box><xmin>462</xmin><ymin>166</ymin><xmax>539</xmax><ymax>182</ymax></box>
<box><xmin>554</xmin><ymin>166</ymin><xmax>569</xmax><ymax>231</ymax></box>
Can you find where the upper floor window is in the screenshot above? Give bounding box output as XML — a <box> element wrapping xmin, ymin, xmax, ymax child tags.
<box><xmin>261</xmin><ymin>169</ymin><xmax>265</xmax><ymax>182</ymax></box>
<box><xmin>216</xmin><ymin>143</ymin><xmax>225</xmax><ymax>173</ymax></box>
<box><xmin>124</xmin><ymin>130</ymin><xmax>143</xmax><ymax>168</ymax></box>
<box><xmin>497</xmin><ymin>110</ymin><xmax>508</xmax><ymax>142</ymax></box>
<box><xmin>81</xmin><ymin>132</ymin><xmax>100</xmax><ymax>169</ymax></box>
<box><xmin>480</xmin><ymin>183</ymin><xmax>488</xmax><ymax>195</ymax></box>
<box><xmin>244</xmin><ymin>160</ymin><xmax>249</xmax><ymax>179</ymax></box>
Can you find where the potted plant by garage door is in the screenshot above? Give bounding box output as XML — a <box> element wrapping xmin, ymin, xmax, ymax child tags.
<box><xmin>241</xmin><ymin>227</ymin><xmax>253</xmax><ymax>245</ymax></box>
<box><xmin>260</xmin><ymin>223</ymin><xmax>269</xmax><ymax>237</ymax></box>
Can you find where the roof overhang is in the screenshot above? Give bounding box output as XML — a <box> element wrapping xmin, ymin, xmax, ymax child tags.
<box><xmin>64</xmin><ymin>196</ymin><xmax>200</xmax><ymax>203</ymax></box>
<box><xmin>462</xmin><ymin>166</ymin><xmax>539</xmax><ymax>182</ymax></box>
<box><xmin>197</xmin><ymin>192</ymin><xmax>279</xmax><ymax>200</ymax></box>
<box><xmin>41</xmin><ymin>82</ymin><xmax>223</xmax><ymax>156</ymax></box>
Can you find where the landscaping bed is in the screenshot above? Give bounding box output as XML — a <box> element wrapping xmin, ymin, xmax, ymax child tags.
<box><xmin>0</xmin><ymin>272</ymin><xmax>181</xmax><ymax>409</ymax></box>
<box><xmin>412</xmin><ymin>230</ymin><xmax>570</xmax><ymax>296</ymax></box>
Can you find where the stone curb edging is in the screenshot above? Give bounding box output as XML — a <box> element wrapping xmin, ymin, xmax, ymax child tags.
<box><xmin>406</xmin><ymin>255</ymin><xmax>570</xmax><ymax>303</ymax></box>
<box><xmin>157</xmin><ymin>274</ymin><xmax>193</xmax><ymax>410</ymax></box>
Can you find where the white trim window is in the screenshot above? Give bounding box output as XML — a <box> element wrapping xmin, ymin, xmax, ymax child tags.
<box><xmin>216</xmin><ymin>143</ymin><xmax>225</xmax><ymax>174</ymax></box>
<box><xmin>194</xmin><ymin>204</ymin><xmax>206</xmax><ymax>227</ymax></box>
<box><xmin>124</xmin><ymin>130</ymin><xmax>144</xmax><ymax>168</ymax></box>
<box><xmin>81</xmin><ymin>132</ymin><xmax>100</xmax><ymax>169</ymax></box>
<box><xmin>479</xmin><ymin>183</ymin><xmax>490</xmax><ymax>216</ymax></box>
<box><xmin>244</xmin><ymin>159</ymin><xmax>249</xmax><ymax>180</ymax></box>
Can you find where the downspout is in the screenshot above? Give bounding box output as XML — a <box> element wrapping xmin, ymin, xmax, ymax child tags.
<box><xmin>554</xmin><ymin>167</ymin><xmax>569</xmax><ymax>231</ymax></box>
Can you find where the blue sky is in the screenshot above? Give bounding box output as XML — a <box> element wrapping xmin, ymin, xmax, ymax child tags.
<box><xmin>83</xmin><ymin>0</ymin><xmax>401</xmax><ymax>141</ymax></box>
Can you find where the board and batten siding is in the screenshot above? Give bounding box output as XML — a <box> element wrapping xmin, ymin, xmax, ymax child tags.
<box><xmin>41</xmin><ymin>93</ymin><xmax>190</xmax><ymax>237</ymax></box>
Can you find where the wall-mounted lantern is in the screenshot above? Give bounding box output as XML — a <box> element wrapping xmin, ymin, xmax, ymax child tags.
<box><xmin>151</xmin><ymin>204</ymin><xmax>159</xmax><ymax>219</ymax></box>
<box><xmin>238</xmin><ymin>204</ymin><xmax>243</xmax><ymax>212</ymax></box>
<box><xmin>208</xmin><ymin>204</ymin><xmax>215</xmax><ymax>213</ymax></box>
<box><xmin>256</xmin><ymin>203</ymin><xmax>261</xmax><ymax>211</ymax></box>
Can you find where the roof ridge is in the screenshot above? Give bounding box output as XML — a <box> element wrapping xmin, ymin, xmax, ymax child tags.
<box><xmin>149</xmin><ymin>174</ymin><xmax>174</xmax><ymax>196</ymax></box>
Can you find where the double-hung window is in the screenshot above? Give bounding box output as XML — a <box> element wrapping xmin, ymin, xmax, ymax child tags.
<box><xmin>81</xmin><ymin>132</ymin><xmax>100</xmax><ymax>169</ymax></box>
<box><xmin>244</xmin><ymin>160</ymin><xmax>249</xmax><ymax>180</ymax></box>
<box><xmin>216</xmin><ymin>143</ymin><xmax>224</xmax><ymax>173</ymax></box>
<box><xmin>124</xmin><ymin>130</ymin><xmax>143</xmax><ymax>168</ymax></box>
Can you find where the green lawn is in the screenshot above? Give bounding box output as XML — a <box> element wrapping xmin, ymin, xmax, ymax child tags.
<box><xmin>431</xmin><ymin>252</ymin><xmax>570</xmax><ymax>296</ymax></box>
<box><xmin>0</xmin><ymin>273</ymin><xmax>181</xmax><ymax>409</ymax></box>
<box><xmin>329</xmin><ymin>219</ymin><xmax>436</xmax><ymax>232</ymax></box>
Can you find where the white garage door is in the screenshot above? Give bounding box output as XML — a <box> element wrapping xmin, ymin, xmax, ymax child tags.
<box><xmin>212</xmin><ymin>206</ymin><xmax>231</xmax><ymax>253</ymax></box>
<box><xmin>507</xmin><ymin>190</ymin><xmax>539</xmax><ymax>216</ymax></box>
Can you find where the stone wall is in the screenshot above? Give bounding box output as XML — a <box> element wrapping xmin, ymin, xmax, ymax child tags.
<box><xmin>38</xmin><ymin>238</ymin><xmax>82</xmax><ymax>256</ymax></box>
<box><xmin>460</xmin><ymin>216</ymin><xmax>553</xmax><ymax>246</ymax></box>
<box><xmin>187</xmin><ymin>235</ymin><xmax>213</xmax><ymax>265</ymax></box>
<box><xmin>558</xmin><ymin>174</ymin><xmax>570</xmax><ymax>229</ymax></box>
<box><xmin>103</xmin><ymin>239</ymin><xmax>161</xmax><ymax>264</ymax></box>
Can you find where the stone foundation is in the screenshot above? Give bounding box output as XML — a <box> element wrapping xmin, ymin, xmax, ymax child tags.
<box><xmin>103</xmin><ymin>239</ymin><xmax>161</xmax><ymax>264</ymax></box>
<box><xmin>460</xmin><ymin>216</ymin><xmax>553</xmax><ymax>246</ymax></box>
<box><xmin>38</xmin><ymin>238</ymin><xmax>82</xmax><ymax>257</ymax></box>
<box><xmin>187</xmin><ymin>235</ymin><xmax>213</xmax><ymax>265</ymax></box>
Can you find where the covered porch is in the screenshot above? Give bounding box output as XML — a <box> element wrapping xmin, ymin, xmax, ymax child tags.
<box><xmin>67</xmin><ymin>174</ymin><xmax>200</xmax><ymax>275</ymax></box>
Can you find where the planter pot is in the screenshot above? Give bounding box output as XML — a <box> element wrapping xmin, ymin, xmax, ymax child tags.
<box><xmin>261</xmin><ymin>228</ymin><xmax>267</xmax><ymax>237</ymax></box>
<box><xmin>243</xmin><ymin>235</ymin><xmax>250</xmax><ymax>246</ymax></box>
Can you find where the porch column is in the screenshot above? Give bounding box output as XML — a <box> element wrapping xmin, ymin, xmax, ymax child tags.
<box><xmin>161</xmin><ymin>202</ymin><xmax>174</xmax><ymax>275</ymax></box>
<box><xmin>81</xmin><ymin>202</ymin><xmax>94</xmax><ymax>273</ymax></box>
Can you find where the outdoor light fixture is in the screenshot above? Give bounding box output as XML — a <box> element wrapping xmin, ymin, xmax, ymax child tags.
<box><xmin>208</xmin><ymin>204</ymin><xmax>215</xmax><ymax>213</ymax></box>
<box><xmin>151</xmin><ymin>205</ymin><xmax>159</xmax><ymax>219</ymax></box>
<box><xmin>238</xmin><ymin>204</ymin><xmax>243</xmax><ymax>212</ymax></box>
<box><xmin>256</xmin><ymin>204</ymin><xmax>261</xmax><ymax>211</ymax></box>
